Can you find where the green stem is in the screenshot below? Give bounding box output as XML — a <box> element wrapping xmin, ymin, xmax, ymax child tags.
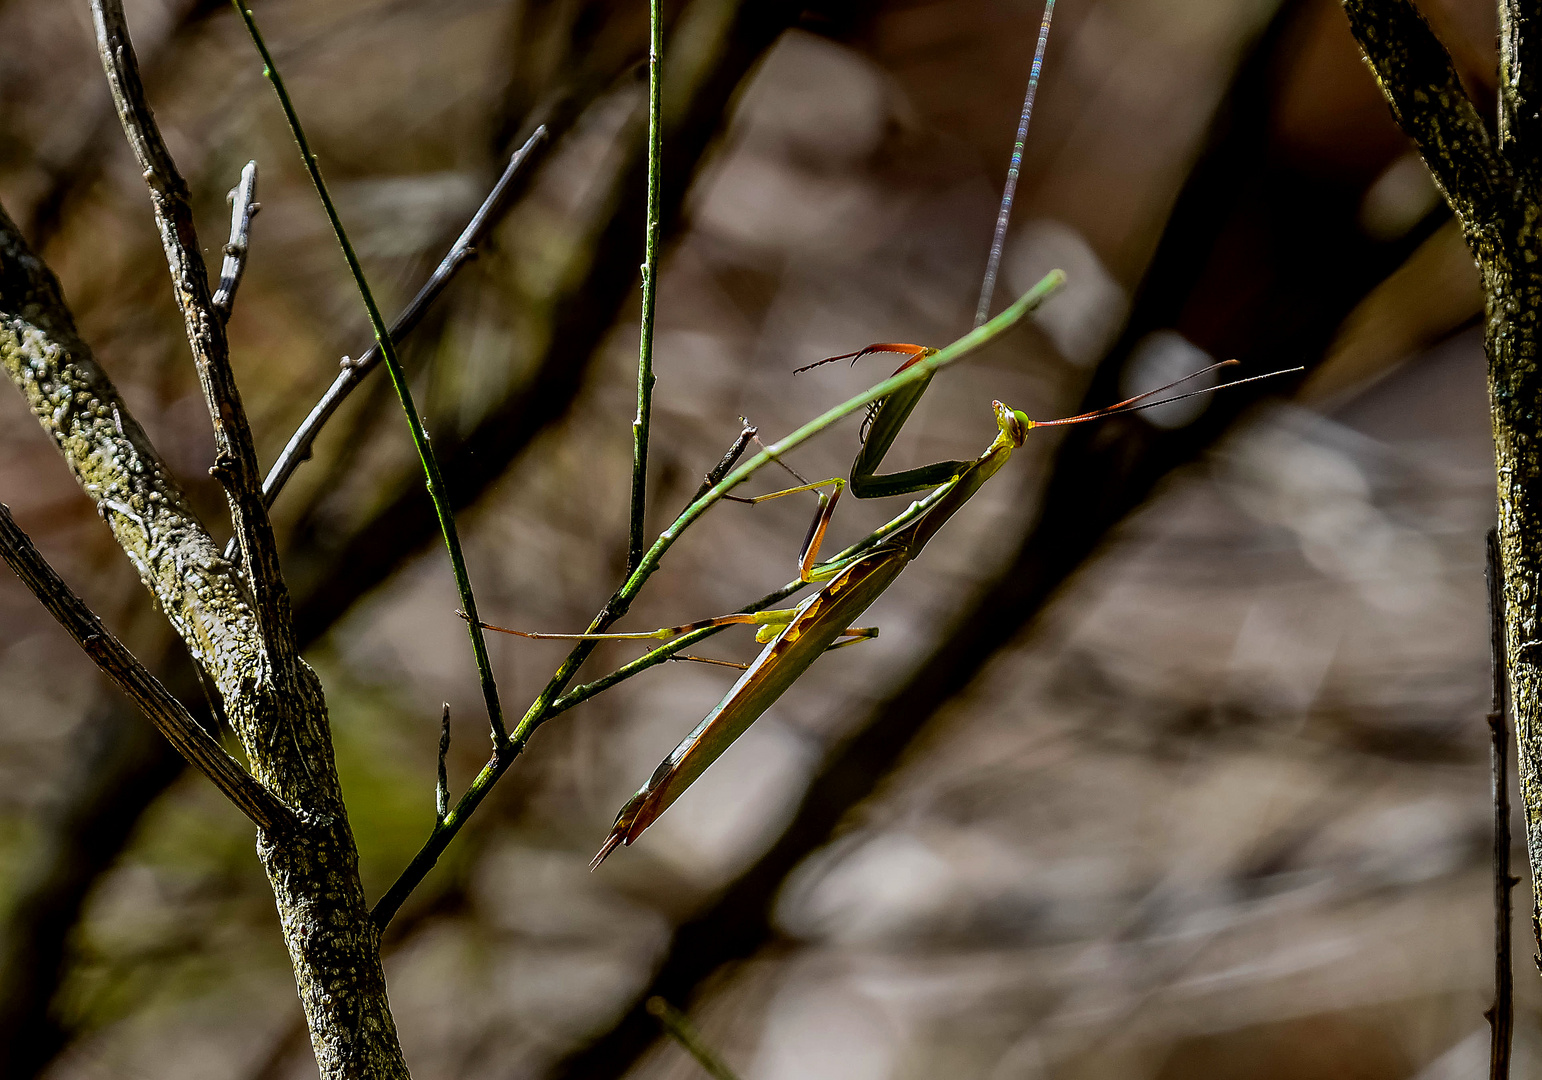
<box><xmin>628</xmin><ymin>0</ymin><xmax>665</xmax><ymax>572</ymax></box>
<box><xmin>371</xmin><ymin>273</ymin><xmax>1064</xmax><ymax>924</ymax></box>
<box><xmin>230</xmin><ymin>2</ymin><xmax>506</xmax><ymax>748</ymax></box>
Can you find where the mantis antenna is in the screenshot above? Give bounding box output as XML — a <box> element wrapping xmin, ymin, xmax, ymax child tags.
<box><xmin>975</xmin><ymin>0</ymin><xmax>1058</xmax><ymax>329</ymax></box>
<box><xmin>1026</xmin><ymin>360</ymin><xmax>1304</xmax><ymax>427</ymax></box>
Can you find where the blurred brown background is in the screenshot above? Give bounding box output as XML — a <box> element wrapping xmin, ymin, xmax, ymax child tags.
<box><xmin>0</xmin><ymin>0</ymin><xmax>1520</xmax><ymax>1077</ymax></box>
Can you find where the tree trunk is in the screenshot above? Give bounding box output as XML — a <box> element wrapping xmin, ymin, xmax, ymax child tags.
<box><xmin>1485</xmin><ymin>244</ymin><xmax>1542</xmax><ymax>955</ymax></box>
<box><xmin>255</xmin><ymin>669</ymin><xmax>407</xmax><ymax>1078</ymax></box>
<box><xmin>1342</xmin><ymin>0</ymin><xmax>1542</xmax><ymax>968</ymax></box>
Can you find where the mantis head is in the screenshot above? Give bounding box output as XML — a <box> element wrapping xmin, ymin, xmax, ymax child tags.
<box><xmin>993</xmin><ymin>400</ymin><xmax>1032</xmax><ymax>447</ymax></box>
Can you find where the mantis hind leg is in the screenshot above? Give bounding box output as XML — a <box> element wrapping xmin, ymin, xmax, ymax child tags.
<box><xmin>824</xmin><ymin>626</ymin><xmax>878</xmax><ymax>651</ymax></box>
<box><xmin>469</xmin><ymin>608</ymin><xmax>793</xmax><ymax>642</ymax></box>
<box><xmin>727</xmin><ymin>476</ymin><xmax>848</xmax><ymax>582</ymax></box>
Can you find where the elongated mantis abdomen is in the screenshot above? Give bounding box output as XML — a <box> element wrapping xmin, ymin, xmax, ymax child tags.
<box><xmin>594</xmin><ymin>547</ymin><xmax>911</xmax><ymax>865</ymax></box>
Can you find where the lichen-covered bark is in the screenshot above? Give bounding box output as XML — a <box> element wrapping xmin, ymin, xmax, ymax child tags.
<box><xmin>1483</xmin><ymin>244</ymin><xmax>1542</xmax><ymax>955</ymax></box>
<box><xmin>0</xmin><ymin>207</ymin><xmax>409</xmax><ymax>1076</ymax></box>
<box><xmin>0</xmin><ymin>209</ymin><xmax>254</xmax><ymax>681</ymax></box>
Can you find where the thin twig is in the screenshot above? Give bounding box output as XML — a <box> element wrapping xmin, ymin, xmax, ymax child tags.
<box><xmin>436</xmin><ymin>704</ymin><xmax>451</xmax><ymax>823</ymax></box>
<box><xmin>646</xmin><ymin>997</ymin><xmax>741</xmax><ymax>1080</ymax></box>
<box><xmin>253</xmin><ymin>127</ymin><xmax>549</xmax><ymax>520</ymax></box>
<box><xmin>94</xmin><ymin>0</ymin><xmax>298</xmax><ymax>670</ymax></box>
<box><xmin>627</xmin><ymin>0</ymin><xmax>665</xmax><ymax>572</ymax></box>
<box><xmin>689</xmin><ymin>419</ymin><xmax>757</xmax><ymax>506</ymax></box>
<box><xmin>973</xmin><ymin>0</ymin><xmax>1055</xmax><ymax>328</ymax></box>
<box><xmin>230</xmin><ymin>0</ymin><xmax>508</xmax><ymax>749</ymax></box>
<box><xmin>1486</xmin><ymin>528</ymin><xmax>1515</xmax><ymax>1080</ymax></box>
<box><xmin>212</xmin><ymin>160</ymin><xmax>259</xmax><ymax>323</ymax></box>
<box><xmin>369</xmin><ymin>273</ymin><xmax>1063</xmax><ymax>928</ymax></box>
<box><xmin>0</xmin><ymin>505</ymin><xmax>296</xmax><ymax>835</ymax></box>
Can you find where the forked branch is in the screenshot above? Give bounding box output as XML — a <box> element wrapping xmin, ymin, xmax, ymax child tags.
<box><xmin>0</xmin><ymin>202</ymin><xmax>263</xmax><ymax>714</ymax></box>
<box><xmin>0</xmin><ymin>506</ymin><xmax>296</xmax><ymax>835</ymax></box>
<box><xmin>92</xmin><ymin>0</ymin><xmax>299</xmax><ymax>674</ymax></box>
<box><xmin>1341</xmin><ymin>0</ymin><xmax>1509</xmax><ymax>232</ymax></box>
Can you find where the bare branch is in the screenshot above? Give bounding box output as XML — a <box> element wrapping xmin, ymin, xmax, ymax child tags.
<box><xmin>212</xmin><ymin>160</ymin><xmax>259</xmax><ymax>324</ymax></box>
<box><xmin>2</xmin><ymin>136</ymin><xmax>408</xmax><ymax>1080</ymax></box>
<box><xmin>0</xmin><ymin>505</ymin><xmax>296</xmax><ymax>834</ymax></box>
<box><xmin>91</xmin><ymin>0</ymin><xmax>297</xmax><ymax>671</ymax></box>
<box><xmin>688</xmin><ymin>419</ymin><xmax>757</xmax><ymax>507</ymax></box>
<box><xmin>1342</xmin><ymin>0</ymin><xmax>1509</xmax><ymax>232</ymax></box>
<box><xmin>1487</xmin><ymin>529</ymin><xmax>1516</xmax><ymax>1080</ymax></box>
<box><xmin>250</xmin><ymin>125</ymin><xmax>549</xmax><ymax>529</ymax></box>
<box><xmin>436</xmin><ymin>704</ymin><xmax>451</xmax><ymax>823</ymax></box>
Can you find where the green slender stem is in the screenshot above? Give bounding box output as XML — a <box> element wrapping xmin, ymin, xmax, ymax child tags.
<box><xmin>371</xmin><ymin>273</ymin><xmax>1063</xmax><ymax>924</ymax></box>
<box><xmin>647</xmin><ymin>997</ymin><xmax>742</xmax><ymax>1080</ymax></box>
<box><xmin>628</xmin><ymin>0</ymin><xmax>665</xmax><ymax>572</ymax></box>
<box><xmin>230</xmin><ymin>2</ymin><xmax>507</xmax><ymax>748</ymax></box>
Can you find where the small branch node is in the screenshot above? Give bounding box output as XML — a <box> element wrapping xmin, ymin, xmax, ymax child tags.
<box><xmin>212</xmin><ymin>160</ymin><xmax>258</xmax><ymax>323</ymax></box>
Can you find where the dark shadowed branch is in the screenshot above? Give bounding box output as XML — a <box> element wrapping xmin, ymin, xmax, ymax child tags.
<box><xmin>1498</xmin><ymin>0</ymin><xmax>1542</xmax><ymax>171</ymax></box>
<box><xmin>0</xmin><ymin>678</ymin><xmax>184</xmax><ymax>1078</ymax></box>
<box><xmin>1486</xmin><ymin>529</ymin><xmax>1515</xmax><ymax>1080</ymax></box>
<box><xmin>1346</xmin><ymin>0</ymin><xmax>1542</xmax><ymax>990</ymax></box>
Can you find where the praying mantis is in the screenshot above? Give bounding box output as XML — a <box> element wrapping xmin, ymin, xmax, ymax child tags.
<box><xmin>475</xmin><ymin>345</ymin><xmax>1299</xmax><ymax>867</ymax></box>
